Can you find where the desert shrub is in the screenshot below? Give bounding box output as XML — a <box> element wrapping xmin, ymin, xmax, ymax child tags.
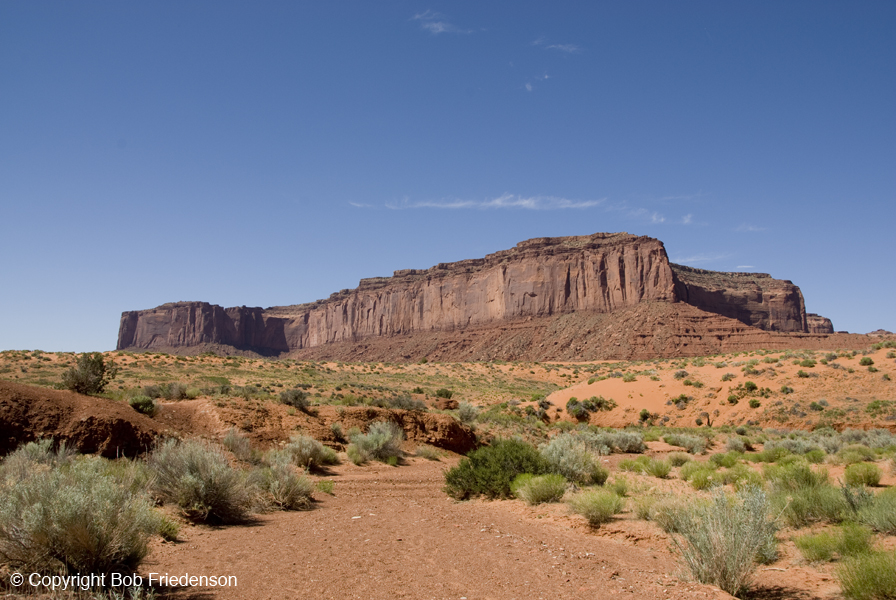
<box><xmin>280</xmin><ymin>435</ymin><xmax>339</xmax><ymax>470</ymax></box>
<box><xmin>567</xmin><ymin>489</ymin><xmax>624</xmax><ymax>527</ymax></box>
<box><xmin>587</xmin><ymin>396</ymin><xmax>617</xmax><ymax>411</ymax></box>
<box><xmin>674</xmin><ymin>370</ymin><xmax>689</xmax><ymax>380</ymax></box>
<box><xmin>764</xmin><ymin>461</ymin><xmax>829</xmax><ymax>492</ymax></box>
<box><xmin>794</xmin><ymin>522</ymin><xmax>874</xmax><ymax>563</ymax></box>
<box><xmin>148</xmin><ymin>439</ymin><xmax>253</xmax><ymax>523</ymax></box>
<box><xmin>837</xmin><ymin>550</ymin><xmax>896</xmax><ymax>600</ymax></box>
<box><xmin>725</xmin><ymin>437</ymin><xmax>747</xmax><ymax>453</ymax></box>
<box><xmin>381</xmin><ymin>394</ymin><xmax>427</xmax><ymax>411</ymax></box>
<box><xmin>663</xmin><ymin>433</ymin><xmax>706</xmax><ymax>454</ymax></box>
<box><xmin>415</xmin><ymin>445</ymin><xmax>442</xmax><ymax>461</ymax></box>
<box><xmin>765</xmin><ymin>438</ymin><xmax>821</xmax><ymax>456</ymax></box>
<box><xmin>348</xmin><ymin>421</ymin><xmax>404</xmax><ymax>464</ymax></box>
<box><xmin>764</xmin><ymin>464</ymin><xmax>848</xmax><ymax>528</ymax></box>
<box><xmin>608</xmin><ymin>476</ymin><xmax>629</xmax><ymax>497</ymax></box>
<box><xmin>0</xmin><ymin>438</ymin><xmax>73</xmax><ymax>481</ymax></box>
<box><xmin>457</xmin><ymin>401</ymin><xmax>479</xmax><ymax>424</ymax></box>
<box><xmin>128</xmin><ymin>394</ymin><xmax>157</xmax><ymax>416</ymax></box>
<box><xmin>844</xmin><ymin>463</ymin><xmax>882</xmax><ymax>487</ymax></box>
<box><xmin>838</xmin><ymin>444</ymin><xmax>877</xmax><ymax>465</ymax></box>
<box><xmin>253</xmin><ymin>462</ymin><xmax>313</xmax><ymax>511</ymax></box>
<box><xmin>721</xmin><ymin>373</ymin><xmax>736</xmax><ymax>382</ymax></box>
<box><xmin>671</xmin><ymin>486</ymin><xmax>777</xmax><ymax>597</ymax></box>
<box><xmin>710</xmin><ymin>452</ymin><xmax>742</xmax><ymax>469</ymax></box>
<box><xmin>511</xmin><ymin>473</ymin><xmax>567</xmax><ymax>505</ymax></box>
<box><xmin>749</xmin><ymin>398</ymin><xmax>761</xmax><ymax>408</ymax></box>
<box><xmin>858</xmin><ymin>487</ymin><xmax>896</xmax><ymax>534</ymax></box>
<box><xmin>222</xmin><ymin>428</ymin><xmax>253</xmax><ymax>461</ymax></box>
<box><xmin>444</xmin><ymin>439</ymin><xmax>549</xmax><ymax>500</ymax></box>
<box><xmin>689</xmin><ymin>467</ymin><xmax>720</xmax><ymax>490</ymax></box>
<box><xmin>540</xmin><ymin>433</ymin><xmax>608</xmax><ymax>485</ymax></box>
<box><xmin>622</xmin><ymin>372</ymin><xmax>636</xmax><ymax>383</ymax></box>
<box><xmin>578</xmin><ymin>430</ymin><xmax>645</xmax><ymax>454</ymax></box>
<box><xmin>858</xmin><ymin>357</ymin><xmax>874</xmax><ymax>366</ymax></box>
<box><xmin>434</xmin><ymin>388</ymin><xmax>454</xmax><ymax>399</ymax></box>
<box><xmin>680</xmin><ymin>459</ymin><xmax>716</xmax><ymax>480</ymax></box>
<box><xmin>668</xmin><ymin>452</ymin><xmax>693</xmax><ymax>467</ymax></box>
<box><xmin>0</xmin><ymin>455</ymin><xmax>158</xmax><ymax>577</ymax></box>
<box><xmin>645</xmin><ymin>458</ymin><xmax>672</xmax><ymax>478</ymax></box>
<box><xmin>62</xmin><ymin>352</ymin><xmax>118</xmax><ymax>395</ymax></box>
<box><xmin>280</xmin><ymin>389</ymin><xmax>309</xmax><ymax>411</ymax></box>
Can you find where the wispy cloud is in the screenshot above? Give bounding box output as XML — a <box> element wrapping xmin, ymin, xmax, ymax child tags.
<box><xmin>524</xmin><ymin>73</ymin><xmax>549</xmax><ymax>92</ymax></box>
<box><xmin>736</xmin><ymin>223</ymin><xmax>766</xmax><ymax>232</ymax></box>
<box><xmin>412</xmin><ymin>10</ymin><xmax>472</xmax><ymax>34</ymax></box>
<box><xmin>681</xmin><ymin>214</ymin><xmax>693</xmax><ymax>225</ymax></box>
<box><xmin>736</xmin><ymin>265</ymin><xmax>755</xmax><ymax>269</ymax></box>
<box><xmin>670</xmin><ymin>253</ymin><xmax>730</xmax><ymax>265</ymax></box>
<box><xmin>532</xmin><ymin>37</ymin><xmax>582</xmax><ymax>53</ymax></box>
<box><xmin>348</xmin><ymin>201</ymin><xmax>373</xmax><ymax>208</ymax></box>
<box><xmin>525</xmin><ymin>83</ymin><xmax>533</xmax><ymax>92</ymax></box>
<box><xmin>387</xmin><ymin>194</ymin><xmax>605</xmax><ymax>210</ymax></box>
<box><xmin>627</xmin><ymin>207</ymin><xmax>665</xmax><ymax>223</ymax></box>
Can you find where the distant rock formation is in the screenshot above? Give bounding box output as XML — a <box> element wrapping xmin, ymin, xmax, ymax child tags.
<box><xmin>117</xmin><ymin>232</ymin><xmax>844</xmax><ymax>359</ymax></box>
<box><xmin>807</xmin><ymin>313</ymin><xmax>835</xmax><ymax>334</ymax></box>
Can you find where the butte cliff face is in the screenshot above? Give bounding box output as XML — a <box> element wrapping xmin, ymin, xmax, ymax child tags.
<box><xmin>117</xmin><ymin>232</ymin><xmax>835</xmax><ymax>359</ymax></box>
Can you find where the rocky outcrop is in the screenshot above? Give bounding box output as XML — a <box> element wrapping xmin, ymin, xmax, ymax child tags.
<box><xmin>118</xmin><ymin>232</ymin><xmax>821</xmax><ymax>359</ymax></box>
<box><xmin>807</xmin><ymin>313</ymin><xmax>835</xmax><ymax>334</ymax></box>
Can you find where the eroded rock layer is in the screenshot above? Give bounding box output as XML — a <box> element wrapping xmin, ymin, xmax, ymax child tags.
<box><xmin>117</xmin><ymin>232</ymin><xmax>842</xmax><ymax>359</ymax></box>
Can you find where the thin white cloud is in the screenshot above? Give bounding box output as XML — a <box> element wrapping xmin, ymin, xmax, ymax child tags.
<box><xmin>736</xmin><ymin>265</ymin><xmax>755</xmax><ymax>269</ymax></box>
<box><xmin>681</xmin><ymin>214</ymin><xmax>693</xmax><ymax>225</ymax></box>
<box><xmin>349</xmin><ymin>201</ymin><xmax>373</xmax><ymax>208</ymax></box>
<box><xmin>412</xmin><ymin>10</ymin><xmax>472</xmax><ymax>34</ymax></box>
<box><xmin>627</xmin><ymin>207</ymin><xmax>665</xmax><ymax>223</ymax></box>
<box><xmin>670</xmin><ymin>253</ymin><xmax>730</xmax><ymax>265</ymax></box>
<box><xmin>532</xmin><ymin>38</ymin><xmax>582</xmax><ymax>53</ymax></box>
<box><xmin>387</xmin><ymin>194</ymin><xmax>605</xmax><ymax>210</ymax></box>
<box><xmin>525</xmin><ymin>83</ymin><xmax>533</xmax><ymax>92</ymax></box>
<box><xmin>736</xmin><ymin>224</ymin><xmax>766</xmax><ymax>232</ymax></box>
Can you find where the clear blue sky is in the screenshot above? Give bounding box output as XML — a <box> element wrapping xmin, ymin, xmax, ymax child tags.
<box><xmin>1</xmin><ymin>1</ymin><xmax>894</xmax><ymax>351</ymax></box>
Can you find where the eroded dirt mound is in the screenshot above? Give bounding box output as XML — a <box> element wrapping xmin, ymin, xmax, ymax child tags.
<box><xmin>214</xmin><ymin>401</ymin><xmax>476</xmax><ymax>454</ymax></box>
<box><xmin>0</xmin><ymin>381</ymin><xmax>164</xmax><ymax>457</ymax></box>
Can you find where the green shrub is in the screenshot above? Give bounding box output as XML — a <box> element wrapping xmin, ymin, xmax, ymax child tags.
<box><xmin>721</xmin><ymin>373</ymin><xmax>736</xmax><ymax>382</ymax></box>
<box><xmin>457</xmin><ymin>402</ymin><xmax>479</xmax><ymax>424</ymax></box>
<box><xmin>837</xmin><ymin>551</ymin><xmax>896</xmax><ymax>600</ymax></box>
<box><xmin>680</xmin><ymin>459</ymin><xmax>716</xmax><ymax>481</ymax></box>
<box><xmin>668</xmin><ymin>452</ymin><xmax>693</xmax><ymax>467</ymax></box>
<box><xmin>567</xmin><ymin>489</ymin><xmax>624</xmax><ymax>527</ymax></box>
<box><xmin>148</xmin><ymin>439</ymin><xmax>254</xmax><ymax>523</ymax></box>
<box><xmin>858</xmin><ymin>357</ymin><xmax>874</xmax><ymax>367</ymax></box>
<box><xmin>580</xmin><ymin>430</ymin><xmax>645</xmax><ymax>454</ymax></box>
<box><xmin>671</xmin><ymin>487</ymin><xmax>777</xmax><ymax>597</ymax></box>
<box><xmin>435</xmin><ymin>388</ymin><xmax>454</xmax><ymax>399</ymax></box>
<box><xmin>645</xmin><ymin>458</ymin><xmax>672</xmax><ymax>478</ymax></box>
<box><xmin>415</xmin><ymin>445</ymin><xmax>442</xmax><ymax>461</ymax></box>
<box><xmin>797</xmin><ymin>370</ymin><xmax>810</xmax><ymax>378</ymax></box>
<box><xmin>725</xmin><ymin>437</ymin><xmax>747</xmax><ymax>453</ymax></box>
<box><xmin>663</xmin><ymin>433</ymin><xmax>706</xmax><ymax>454</ymax></box>
<box><xmin>845</xmin><ymin>463</ymin><xmax>882</xmax><ymax>487</ymax></box>
<box><xmin>0</xmin><ymin>455</ymin><xmax>158</xmax><ymax>576</ymax></box>
<box><xmin>710</xmin><ymin>452</ymin><xmax>741</xmax><ymax>469</ymax></box>
<box><xmin>858</xmin><ymin>487</ymin><xmax>896</xmax><ymax>534</ymax></box>
<box><xmin>279</xmin><ymin>435</ymin><xmax>339</xmax><ymax>470</ymax></box>
<box><xmin>511</xmin><ymin>473</ymin><xmax>567</xmax><ymax>505</ymax></box>
<box><xmin>674</xmin><ymin>370</ymin><xmax>689</xmax><ymax>380</ymax></box>
<box><xmin>280</xmin><ymin>389</ymin><xmax>309</xmax><ymax>411</ymax></box>
<box><xmin>541</xmin><ymin>433</ymin><xmax>608</xmax><ymax>485</ymax></box>
<box><xmin>749</xmin><ymin>399</ymin><xmax>761</xmax><ymax>408</ymax></box>
<box><xmin>795</xmin><ymin>531</ymin><xmax>838</xmax><ymax>562</ymax></box>
<box><xmin>689</xmin><ymin>468</ymin><xmax>720</xmax><ymax>490</ymax></box>
<box><xmin>795</xmin><ymin>524</ymin><xmax>873</xmax><ymax>563</ymax></box>
<box><xmin>444</xmin><ymin>439</ymin><xmax>549</xmax><ymax>500</ymax></box>
<box><xmin>62</xmin><ymin>352</ymin><xmax>118</xmax><ymax>395</ymax></box>
<box><xmin>128</xmin><ymin>394</ymin><xmax>157</xmax><ymax>416</ymax></box>
<box><xmin>839</xmin><ymin>445</ymin><xmax>877</xmax><ymax>465</ymax></box>
<box><xmin>773</xmin><ymin>485</ymin><xmax>848</xmax><ymax>528</ymax></box>
<box><xmin>608</xmin><ymin>476</ymin><xmax>629</xmax><ymax>497</ymax></box>
<box><xmin>348</xmin><ymin>421</ymin><xmax>404</xmax><ymax>464</ymax></box>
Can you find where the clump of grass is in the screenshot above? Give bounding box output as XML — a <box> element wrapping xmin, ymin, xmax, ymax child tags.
<box><xmin>710</xmin><ymin>451</ymin><xmax>742</xmax><ymax>469</ymax></box>
<box><xmin>671</xmin><ymin>486</ymin><xmax>777</xmax><ymax>597</ymax></box>
<box><xmin>858</xmin><ymin>487</ymin><xmax>896</xmax><ymax>534</ymax></box>
<box><xmin>607</xmin><ymin>476</ymin><xmax>629</xmax><ymax>497</ymax></box>
<box><xmin>511</xmin><ymin>473</ymin><xmax>568</xmax><ymax>505</ymax></box>
<box><xmin>668</xmin><ymin>452</ymin><xmax>693</xmax><ymax>467</ymax></box>
<box><xmin>253</xmin><ymin>460</ymin><xmax>314</xmax><ymax>511</ymax></box>
<box><xmin>415</xmin><ymin>445</ymin><xmax>442</xmax><ymax>461</ymax></box>
<box><xmin>222</xmin><ymin>427</ymin><xmax>253</xmax><ymax>462</ymax></box>
<box><xmin>128</xmin><ymin>394</ymin><xmax>157</xmax><ymax>416</ymax></box>
<box><xmin>148</xmin><ymin>438</ymin><xmax>254</xmax><ymax>524</ymax></box>
<box><xmin>0</xmin><ymin>450</ymin><xmax>159</xmax><ymax>577</ymax></box>
<box><xmin>540</xmin><ymin>433</ymin><xmax>608</xmax><ymax>485</ymax></box>
<box><xmin>567</xmin><ymin>489</ymin><xmax>624</xmax><ymax>527</ymax></box>
<box><xmin>316</xmin><ymin>480</ymin><xmax>335</xmax><ymax>495</ymax></box>
<box><xmin>457</xmin><ymin>401</ymin><xmax>479</xmax><ymax>424</ymax></box>
<box><xmin>347</xmin><ymin>421</ymin><xmax>404</xmax><ymax>465</ymax></box>
<box><xmin>844</xmin><ymin>463</ymin><xmax>882</xmax><ymax>487</ymax></box>
<box><xmin>795</xmin><ymin>523</ymin><xmax>874</xmax><ymax>562</ymax></box>
<box><xmin>444</xmin><ymin>439</ymin><xmax>549</xmax><ymax>500</ymax></box>
<box><xmin>837</xmin><ymin>550</ymin><xmax>896</xmax><ymax>600</ymax></box>
<box><xmin>663</xmin><ymin>433</ymin><xmax>706</xmax><ymax>454</ymax></box>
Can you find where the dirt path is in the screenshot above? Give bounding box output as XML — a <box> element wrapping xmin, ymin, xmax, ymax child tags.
<box><xmin>145</xmin><ymin>459</ymin><xmax>732</xmax><ymax>600</ymax></box>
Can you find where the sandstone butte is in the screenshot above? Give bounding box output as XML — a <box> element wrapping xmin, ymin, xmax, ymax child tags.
<box><xmin>118</xmin><ymin>232</ymin><xmax>871</xmax><ymax>362</ymax></box>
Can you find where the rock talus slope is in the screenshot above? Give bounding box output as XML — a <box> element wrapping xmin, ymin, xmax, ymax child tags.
<box><xmin>118</xmin><ymin>232</ymin><xmax>845</xmax><ymax>359</ymax></box>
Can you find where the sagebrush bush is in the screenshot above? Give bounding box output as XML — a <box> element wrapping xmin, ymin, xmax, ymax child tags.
<box><xmin>0</xmin><ymin>438</ymin><xmax>73</xmax><ymax>481</ymax></box>
<box><xmin>148</xmin><ymin>439</ymin><xmax>254</xmax><ymax>523</ymax></box>
<box><xmin>128</xmin><ymin>394</ymin><xmax>157</xmax><ymax>416</ymax></box>
<box><xmin>347</xmin><ymin>421</ymin><xmax>404</xmax><ymax>464</ymax></box>
<box><xmin>579</xmin><ymin>430</ymin><xmax>646</xmax><ymax>454</ymax></box>
<box><xmin>444</xmin><ymin>439</ymin><xmax>549</xmax><ymax>500</ymax></box>
<box><xmin>415</xmin><ymin>445</ymin><xmax>442</xmax><ymax>461</ymax></box>
<box><xmin>457</xmin><ymin>402</ymin><xmax>479</xmax><ymax>424</ymax></box>
<box><xmin>0</xmin><ymin>455</ymin><xmax>158</xmax><ymax>577</ymax></box>
<box><xmin>844</xmin><ymin>463</ymin><xmax>882</xmax><ymax>487</ymax></box>
<box><xmin>837</xmin><ymin>550</ymin><xmax>896</xmax><ymax>600</ymax></box>
<box><xmin>671</xmin><ymin>486</ymin><xmax>777</xmax><ymax>597</ymax></box>
<box><xmin>511</xmin><ymin>473</ymin><xmax>567</xmax><ymax>505</ymax></box>
<box><xmin>645</xmin><ymin>458</ymin><xmax>672</xmax><ymax>478</ymax></box>
<box><xmin>663</xmin><ymin>433</ymin><xmax>706</xmax><ymax>454</ymax></box>
<box><xmin>222</xmin><ymin>427</ymin><xmax>253</xmax><ymax>461</ymax></box>
<box><xmin>280</xmin><ymin>435</ymin><xmax>339</xmax><ymax>470</ymax></box>
<box><xmin>252</xmin><ymin>462</ymin><xmax>314</xmax><ymax>511</ymax></box>
<box><xmin>540</xmin><ymin>433</ymin><xmax>608</xmax><ymax>485</ymax></box>
<box><xmin>668</xmin><ymin>452</ymin><xmax>692</xmax><ymax>467</ymax></box>
<box><xmin>279</xmin><ymin>389</ymin><xmax>310</xmax><ymax>411</ymax></box>
<box><xmin>567</xmin><ymin>489</ymin><xmax>624</xmax><ymax>527</ymax></box>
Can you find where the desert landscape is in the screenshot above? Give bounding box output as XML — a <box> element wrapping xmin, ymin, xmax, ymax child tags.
<box><xmin>2</xmin><ymin>233</ymin><xmax>895</xmax><ymax>600</ymax></box>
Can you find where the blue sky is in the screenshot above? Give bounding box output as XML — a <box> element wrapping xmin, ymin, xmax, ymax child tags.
<box><xmin>1</xmin><ymin>1</ymin><xmax>894</xmax><ymax>351</ymax></box>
